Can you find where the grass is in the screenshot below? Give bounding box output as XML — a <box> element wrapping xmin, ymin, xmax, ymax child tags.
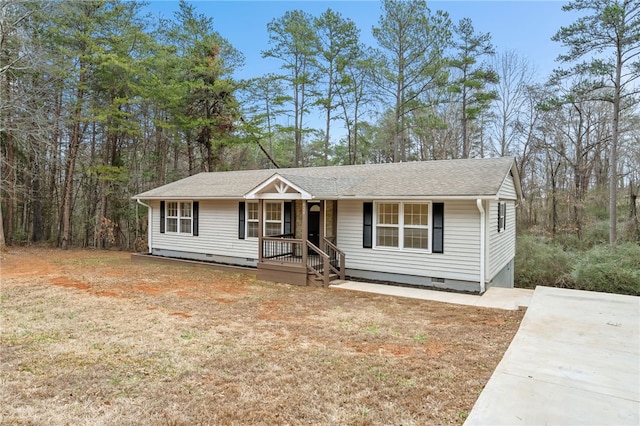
<box><xmin>0</xmin><ymin>248</ymin><xmax>523</xmax><ymax>425</ymax></box>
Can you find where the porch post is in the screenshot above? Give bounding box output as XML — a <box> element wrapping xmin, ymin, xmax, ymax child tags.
<box><xmin>258</xmin><ymin>199</ymin><xmax>263</xmax><ymax>262</ymax></box>
<box><xmin>319</xmin><ymin>200</ymin><xmax>326</xmax><ymax>247</ymax></box>
<box><xmin>301</xmin><ymin>199</ymin><xmax>308</xmax><ymax>266</ymax></box>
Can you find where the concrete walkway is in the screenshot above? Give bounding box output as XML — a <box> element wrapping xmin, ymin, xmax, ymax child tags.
<box><xmin>464</xmin><ymin>286</ymin><xmax>640</xmax><ymax>425</ymax></box>
<box><xmin>329</xmin><ymin>280</ymin><xmax>533</xmax><ymax>311</ymax></box>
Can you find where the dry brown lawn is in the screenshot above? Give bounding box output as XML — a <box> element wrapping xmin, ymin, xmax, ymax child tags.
<box><xmin>0</xmin><ymin>248</ymin><xmax>523</xmax><ymax>425</ymax></box>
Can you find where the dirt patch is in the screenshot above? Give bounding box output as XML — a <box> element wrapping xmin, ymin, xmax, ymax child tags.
<box><xmin>50</xmin><ymin>276</ymin><xmax>91</xmax><ymax>290</ymax></box>
<box><xmin>0</xmin><ymin>248</ymin><xmax>523</xmax><ymax>425</ymax></box>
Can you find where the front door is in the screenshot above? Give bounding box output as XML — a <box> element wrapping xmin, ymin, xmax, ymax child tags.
<box><xmin>308</xmin><ymin>203</ymin><xmax>321</xmax><ymax>251</ymax></box>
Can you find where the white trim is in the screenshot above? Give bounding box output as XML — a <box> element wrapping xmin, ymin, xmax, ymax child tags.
<box><xmin>133</xmin><ymin>194</ymin><xmax>499</xmax><ymax>201</ymax></box>
<box><xmin>246</xmin><ymin>201</ymin><xmax>259</xmax><ymax>239</ymax></box>
<box><xmin>263</xmin><ymin>200</ymin><xmax>284</xmax><ymax>236</ymax></box>
<box><xmin>244</xmin><ymin>174</ymin><xmax>313</xmax><ymax>200</ymax></box>
<box><xmin>373</xmin><ymin>200</ymin><xmax>432</xmax><ymax>253</ymax></box>
<box><xmin>165</xmin><ymin>200</ymin><xmax>194</xmax><ymax>235</ymax></box>
<box><xmin>497</xmin><ymin>202</ymin><xmax>506</xmax><ymax>232</ymax></box>
<box><xmin>477</xmin><ymin>199</ymin><xmax>486</xmax><ymax>294</ymax></box>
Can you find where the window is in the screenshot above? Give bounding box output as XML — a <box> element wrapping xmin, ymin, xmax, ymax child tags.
<box><xmin>498</xmin><ymin>202</ymin><xmax>506</xmax><ymax>232</ymax></box>
<box><xmin>403</xmin><ymin>203</ymin><xmax>429</xmax><ymax>249</ymax></box>
<box><xmin>376</xmin><ymin>203</ymin><xmax>399</xmax><ymax>247</ymax></box>
<box><xmin>166</xmin><ymin>201</ymin><xmax>192</xmax><ymax>234</ymax></box>
<box><xmin>247</xmin><ymin>202</ymin><xmax>259</xmax><ymax>238</ymax></box>
<box><xmin>374</xmin><ymin>202</ymin><xmax>430</xmax><ymax>251</ymax></box>
<box><xmin>264</xmin><ymin>202</ymin><xmax>283</xmax><ymax>236</ymax></box>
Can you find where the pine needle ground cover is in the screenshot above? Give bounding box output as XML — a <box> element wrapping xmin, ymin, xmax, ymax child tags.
<box><xmin>1</xmin><ymin>249</ymin><xmax>522</xmax><ymax>425</ymax></box>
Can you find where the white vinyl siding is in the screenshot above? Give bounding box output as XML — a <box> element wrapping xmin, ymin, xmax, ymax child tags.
<box><xmin>338</xmin><ymin>200</ymin><xmax>480</xmax><ymax>282</ymax></box>
<box><xmin>151</xmin><ymin>200</ymin><xmax>258</xmax><ymax>260</ymax></box>
<box><xmin>486</xmin><ymin>173</ymin><xmax>518</xmax><ymax>281</ymax></box>
<box><xmin>487</xmin><ymin>199</ymin><xmax>516</xmax><ymax>281</ymax></box>
<box><xmin>498</xmin><ymin>173</ymin><xmax>517</xmax><ymax>200</ymax></box>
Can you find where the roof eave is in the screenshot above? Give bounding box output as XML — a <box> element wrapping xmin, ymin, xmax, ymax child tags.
<box><xmin>133</xmin><ymin>194</ymin><xmax>500</xmax><ymax>201</ymax></box>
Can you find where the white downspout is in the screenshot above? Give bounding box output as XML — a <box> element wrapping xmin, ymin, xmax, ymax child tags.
<box><xmin>136</xmin><ymin>199</ymin><xmax>152</xmax><ymax>254</ymax></box>
<box><xmin>476</xmin><ymin>199</ymin><xmax>486</xmax><ymax>294</ymax></box>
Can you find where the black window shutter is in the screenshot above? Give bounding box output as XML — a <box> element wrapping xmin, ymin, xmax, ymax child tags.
<box><xmin>192</xmin><ymin>202</ymin><xmax>199</xmax><ymax>236</ymax></box>
<box><xmin>284</xmin><ymin>202</ymin><xmax>292</xmax><ymax>234</ymax></box>
<box><xmin>497</xmin><ymin>202</ymin><xmax>502</xmax><ymax>232</ymax></box>
<box><xmin>160</xmin><ymin>201</ymin><xmax>165</xmax><ymax>234</ymax></box>
<box><xmin>363</xmin><ymin>202</ymin><xmax>373</xmax><ymax>248</ymax></box>
<box><xmin>238</xmin><ymin>202</ymin><xmax>246</xmax><ymax>239</ymax></box>
<box><xmin>432</xmin><ymin>203</ymin><xmax>444</xmax><ymax>253</ymax></box>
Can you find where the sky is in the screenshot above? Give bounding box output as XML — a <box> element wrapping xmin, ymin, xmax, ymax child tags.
<box><xmin>144</xmin><ymin>0</ymin><xmax>581</xmax><ymax>82</ymax></box>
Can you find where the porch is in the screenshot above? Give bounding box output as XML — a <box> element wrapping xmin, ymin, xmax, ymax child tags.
<box><xmin>258</xmin><ymin>234</ymin><xmax>345</xmax><ymax>287</ymax></box>
<box><xmin>245</xmin><ymin>174</ymin><xmax>346</xmax><ymax>287</ymax></box>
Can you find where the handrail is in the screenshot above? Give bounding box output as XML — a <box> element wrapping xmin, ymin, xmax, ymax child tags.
<box><xmin>261</xmin><ymin>236</ymin><xmax>304</xmax><ymax>262</ymax></box>
<box><xmin>321</xmin><ymin>237</ymin><xmax>346</xmax><ymax>280</ymax></box>
<box><xmin>306</xmin><ymin>238</ymin><xmax>346</xmax><ymax>285</ymax></box>
<box><xmin>306</xmin><ymin>241</ymin><xmax>330</xmax><ymax>284</ymax></box>
<box><xmin>259</xmin><ymin>234</ymin><xmax>345</xmax><ymax>286</ymax></box>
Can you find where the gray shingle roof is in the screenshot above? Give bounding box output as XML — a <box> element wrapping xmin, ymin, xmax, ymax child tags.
<box><xmin>133</xmin><ymin>157</ymin><xmax>519</xmax><ymax>200</ymax></box>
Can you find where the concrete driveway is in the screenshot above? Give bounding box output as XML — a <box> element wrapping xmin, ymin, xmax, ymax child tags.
<box><xmin>464</xmin><ymin>286</ymin><xmax>640</xmax><ymax>425</ymax></box>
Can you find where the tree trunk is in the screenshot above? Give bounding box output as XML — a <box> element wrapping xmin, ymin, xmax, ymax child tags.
<box><xmin>609</xmin><ymin>47</ymin><xmax>622</xmax><ymax>245</ymax></box>
<box><xmin>61</xmin><ymin>63</ymin><xmax>86</xmax><ymax>249</ymax></box>
<box><xmin>3</xmin><ymin>128</ymin><xmax>15</xmax><ymax>246</ymax></box>
<box><xmin>0</xmin><ymin>201</ymin><xmax>5</xmax><ymax>252</ymax></box>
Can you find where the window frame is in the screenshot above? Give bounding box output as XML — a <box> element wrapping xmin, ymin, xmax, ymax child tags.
<box><xmin>165</xmin><ymin>201</ymin><xmax>193</xmax><ymax>235</ymax></box>
<box><xmin>246</xmin><ymin>201</ymin><xmax>259</xmax><ymax>239</ymax></box>
<box><xmin>263</xmin><ymin>201</ymin><xmax>284</xmax><ymax>236</ymax></box>
<box><xmin>373</xmin><ymin>201</ymin><xmax>432</xmax><ymax>253</ymax></box>
<box><xmin>498</xmin><ymin>202</ymin><xmax>506</xmax><ymax>233</ymax></box>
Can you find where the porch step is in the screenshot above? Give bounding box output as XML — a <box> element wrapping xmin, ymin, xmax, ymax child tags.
<box><xmin>308</xmin><ymin>273</ymin><xmax>339</xmax><ymax>287</ymax></box>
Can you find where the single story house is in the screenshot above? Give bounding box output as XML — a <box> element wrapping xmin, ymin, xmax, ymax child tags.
<box><xmin>133</xmin><ymin>157</ymin><xmax>522</xmax><ymax>293</ymax></box>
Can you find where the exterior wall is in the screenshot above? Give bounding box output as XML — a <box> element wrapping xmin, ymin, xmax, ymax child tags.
<box><xmin>149</xmin><ymin>199</ymin><xmax>259</xmax><ymax>267</ymax></box>
<box><xmin>294</xmin><ymin>200</ymin><xmax>302</xmax><ymax>239</ymax></box>
<box><xmin>486</xmin><ymin>173</ymin><xmax>517</xmax><ymax>287</ymax></box>
<box><xmin>147</xmin><ymin>197</ymin><xmax>490</xmax><ymax>292</ymax></box>
<box><xmin>337</xmin><ymin>200</ymin><xmax>482</xmax><ymax>289</ymax></box>
<box><xmin>325</xmin><ymin>200</ymin><xmax>336</xmax><ymax>239</ymax></box>
<box><xmin>498</xmin><ymin>173</ymin><xmax>518</xmax><ymax>200</ymax></box>
<box><xmin>487</xmin><ymin>259</ymin><xmax>514</xmax><ymax>289</ymax></box>
<box><xmin>344</xmin><ymin>269</ymin><xmax>480</xmax><ymax>293</ymax></box>
<box><xmin>293</xmin><ymin>200</ymin><xmax>336</xmax><ymax>240</ymax></box>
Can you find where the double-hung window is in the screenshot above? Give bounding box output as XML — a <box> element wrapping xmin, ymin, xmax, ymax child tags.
<box><xmin>375</xmin><ymin>202</ymin><xmax>430</xmax><ymax>251</ymax></box>
<box><xmin>247</xmin><ymin>202</ymin><xmax>259</xmax><ymax>238</ymax></box>
<box><xmin>166</xmin><ymin>201</ymin><xmax>192</xmax><ymax>234</ymax></box>
<box><xmin>403</xmin><ymin>203</ymin><xmax>429</xmax><ymax>249</ymax></box>
<box><xmin>264</xmin><ymin>202</ymin><xmax>283</xmax><ymax>236</ymax></box>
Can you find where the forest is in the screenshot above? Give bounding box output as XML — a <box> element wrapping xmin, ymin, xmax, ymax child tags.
<box><xmin>1</xmin><ymin>0</ymin><xmax>638</xmax><ymax>293</ymax></box>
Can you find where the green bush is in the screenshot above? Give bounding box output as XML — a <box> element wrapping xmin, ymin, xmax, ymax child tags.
<box><xmin>515</xmin><ymin>235</ymin><xmax>574</xmax><ymax>289</ymax></box>
<box><xmin>571</xmin><ymin>243</ymin><xmax>640</xmax><ymax>296</ymax></box>
<box><xmin>580</xmin><ymin>220</ymin><xmax>611</xmax><ymax>248</ymax></box>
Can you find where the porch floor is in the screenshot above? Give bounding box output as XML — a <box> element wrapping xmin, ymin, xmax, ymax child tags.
<box><xmin>329</xmin><ymin>280</ymin><xmax>533</xmax><ymax>311</ymax></box>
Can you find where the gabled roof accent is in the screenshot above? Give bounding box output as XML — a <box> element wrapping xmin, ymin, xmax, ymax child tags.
<box><xmin>244</xmin><ymin>174</ymin><xmax>314</xmax><ymax>200</ymax></box>
<box><xmin>133</xmin><ymin>157</ymin><xmax>523</xmax><ymax>201</ymax></box>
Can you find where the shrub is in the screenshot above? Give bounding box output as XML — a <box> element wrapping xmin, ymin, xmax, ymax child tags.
<box><xmin>515</xmin><ymin>234</ymin><xmax>574</xmax><ymax>289</ymax></box>
<box><xmin>580</xmin><ymin>220</ymin><xmax>610</xmax><ymax>248</ymax></box>
<box><xmin>571</xmin><ymin>243</ymin><xmax>640</xmax><ymax>296</ymax></box>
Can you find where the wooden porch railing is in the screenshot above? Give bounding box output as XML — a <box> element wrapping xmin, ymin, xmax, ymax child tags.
<box><xmin>260</xmin><ymin>235</ymin><xmax>345</xmax><ymax>286</ymax></box>
<box><xmin>261</xmin><ymin>234</ymin><xmax>302</xmax><ymax>263</ymax></box>
<box><xmin>306</xmin><ymin>238</ymin><xmax>345</xmax><ymax>286</ymax></box>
